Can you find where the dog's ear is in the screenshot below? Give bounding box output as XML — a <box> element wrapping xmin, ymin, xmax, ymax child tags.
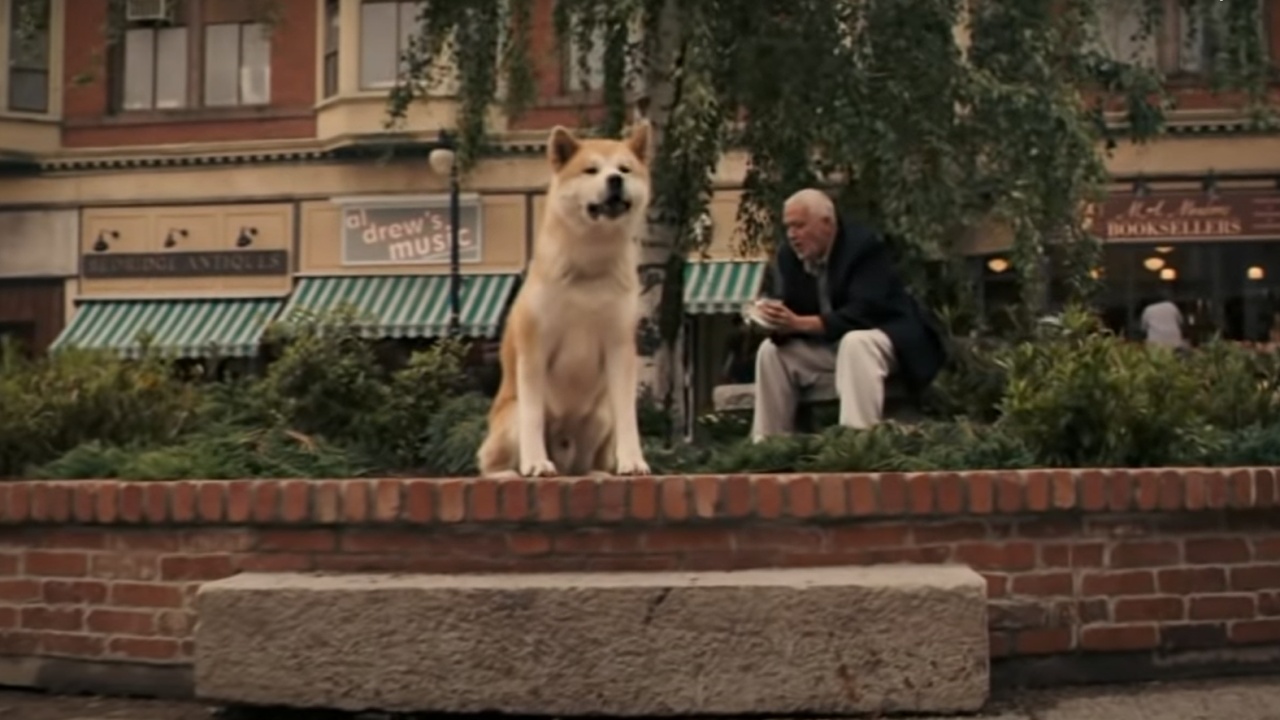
<box><xmin>625</xmin><ymin>120</ymin><xmax>652</xmax><ymax>164</ymax></box>
<box><xmin>547</xmin><ymin>126</ymin><xmax>580</xmax><ymax>170</ymax></box>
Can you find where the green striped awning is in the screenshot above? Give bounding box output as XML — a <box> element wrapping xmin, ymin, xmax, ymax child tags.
<box><xmin>280</xmin><ymin>274</ymin><xmax>519</xmax><ymax>338</ymax></box>
<box><xmin>683</xmin><ymin>260</ymin><xmax>767</xmax><ymax>315</ymax></box>
<box><xmin>50</xmin><ymin>298</ymin><xmax>284</xmax><ymax>359</ymax></box>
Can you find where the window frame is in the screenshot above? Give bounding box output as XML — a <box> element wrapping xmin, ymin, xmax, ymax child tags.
<box><xmin>203</xmin><ymin>21</ymin><xmax>272</xmax><ymax>107</ymax></box>
<box><xmin>322</xmin><ymin>0</ymin><xmax>339</xmax><ymax>98</ymax></box>
<box><xmin>358</xmin><ymin>0</ymin><xmax>422</xmax><ymax>90</ymax></box>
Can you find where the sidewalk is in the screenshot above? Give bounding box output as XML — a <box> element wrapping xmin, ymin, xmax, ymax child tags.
<box><xmin>3</xmin><ymin>675</ymin><xmax>1280</xmax><ymax>719</ymax></box>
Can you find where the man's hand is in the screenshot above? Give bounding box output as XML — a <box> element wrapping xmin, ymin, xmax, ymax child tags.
<box><xmin>759</xmin><ymin>302</ymin><xmax>824</xmax><ymax>335</ymax></box>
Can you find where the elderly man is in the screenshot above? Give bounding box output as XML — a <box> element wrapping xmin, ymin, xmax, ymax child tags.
<box><xmin>750</xmin><ymin>188</ymin><xmax>947</xmax><ymax>440</ymax></box>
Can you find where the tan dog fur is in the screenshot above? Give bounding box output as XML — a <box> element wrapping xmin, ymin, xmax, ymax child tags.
<box><xmin>476</xmin><ymin>122</ymin><xmax>653</xmax><ymax>478</ymax></box>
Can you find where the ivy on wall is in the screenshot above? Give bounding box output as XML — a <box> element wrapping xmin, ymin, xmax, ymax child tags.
<box><xmin>386</xmin><ymin>0</ymin><xmax>1276</xmax><ymax>335</ymax></box>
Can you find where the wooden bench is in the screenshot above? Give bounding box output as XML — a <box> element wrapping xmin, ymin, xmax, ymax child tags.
<box><xmin>712</xmin><ymin>375</ymin><xmax>925</xmax><ymax>430</ymax></box>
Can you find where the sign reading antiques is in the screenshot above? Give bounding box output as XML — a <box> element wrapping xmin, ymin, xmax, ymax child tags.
<box><xmin>82</xmin><ymin>250</ymin><xmax>289</xmax><ymax>279</ymax></box>
<box><xmin>339</xmin><ymin>196</ymin><xmax>483</xmax><ymax>266</ymax></box>
<box><xmin>1085</xmin><ymin>190</ymin><xmax>1280</xmax><ymax>243</ymax></box>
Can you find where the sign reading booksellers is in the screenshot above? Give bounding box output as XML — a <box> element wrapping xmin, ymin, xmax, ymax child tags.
<box><xmin>340</xmin><ymin>196</ymin><xmax>483</xmax><ymax>266</ymax></box>
<box><xmin>1085</xmin><ymin>190</ymin><xmax>1280</xmax><ymax>242</ymax></box>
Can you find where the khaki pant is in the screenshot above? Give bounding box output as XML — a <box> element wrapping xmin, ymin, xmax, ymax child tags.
<box><xmin>750</xmin><ymin>329</ymin><xmax>896</xmax><ymax>441</ymax></box>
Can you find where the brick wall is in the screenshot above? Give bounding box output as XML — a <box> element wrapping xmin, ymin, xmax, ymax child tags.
<box><xmin>2</xmin><ymin>469</ymin><xmax>1280</xmax><ymax>697</ymax></box>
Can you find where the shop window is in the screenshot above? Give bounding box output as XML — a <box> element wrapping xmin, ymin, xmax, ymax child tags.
<box><xmin>6</xmin><ymin>0</ymin><xmax>51</xmax><ymax>113</ymax></box>
<box><xmin>0</xmin><ymin>321</ymin><xmax>36</xmax><ymax>359</ymax></box>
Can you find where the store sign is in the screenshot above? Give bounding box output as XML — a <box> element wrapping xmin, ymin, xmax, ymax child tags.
<box><xmin>82</xmin><ymin>250</ymin><xmax>289</xmax><ymax>279</ymax></box>
<box><xmin>1085</xmin><ymin>191</ymin><xmax>1280</xmax><ymax>242</ymax></box>
<box><xmin>340</xmin><ymin>196</ymin><xmax>483</xmax><ymax>266</ymax></box>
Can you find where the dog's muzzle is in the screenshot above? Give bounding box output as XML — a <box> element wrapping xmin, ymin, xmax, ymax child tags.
<box><xmin>588</xmin><ymin>173</ymin><xmax>633</xmax><ymax>220</ymax></box>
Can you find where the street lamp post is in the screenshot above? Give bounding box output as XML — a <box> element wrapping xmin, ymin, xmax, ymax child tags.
<box><xmin>430</xmin><ymin>130</ymin><xmax>462</xmax><ymax>338</ymax></box>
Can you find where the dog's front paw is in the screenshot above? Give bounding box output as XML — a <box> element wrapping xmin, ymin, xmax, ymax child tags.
<box><xmin>614</xmin><ymin>455</ymin><xmax>651</xmax><ymax>476</ymax></box>
<box><xmin>520</xmin><ymin>458</ymin><xmax>559</xmax><ymax>477</ymax></box>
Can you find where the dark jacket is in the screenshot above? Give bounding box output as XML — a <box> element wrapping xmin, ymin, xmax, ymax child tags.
<box><xmin>769</xmin><ymin>214</ymin><xmax>948</xmax><ymax>394</ymax></box>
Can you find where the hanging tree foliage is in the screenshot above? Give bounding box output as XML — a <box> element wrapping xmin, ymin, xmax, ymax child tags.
<box><xmin>385</xmin><ymin>0</ymin><xmax>1275</xmax><ymax>336</ymax></box>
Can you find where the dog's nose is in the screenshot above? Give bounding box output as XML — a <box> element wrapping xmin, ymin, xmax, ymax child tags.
<box><xmin>606</xmin><ymin>173</ymin><xmax>624</xmax><ymax>195</ymax></box>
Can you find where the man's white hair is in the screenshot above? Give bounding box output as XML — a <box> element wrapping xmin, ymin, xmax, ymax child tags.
<box><xmin>783</xmin><ymin>188</ymin><xmax>836</xmax><ymax>222</ymax></box>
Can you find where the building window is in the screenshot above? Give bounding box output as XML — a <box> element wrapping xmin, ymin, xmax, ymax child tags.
<box><xmin>359</xmin><ymin>0</ymin><xmax>421</xmax><ymax>89</ymax></box>
<box><xmin>559</xmin><ymin>19</ymin><xmax>645</xmax><ymax>96</ymax></box>
<box><xmin>323</xmin><ymin>0</ymin><xmax>339</xmax><ymax>97</ymax></box>
<box><xmin>203</xmin><ymin>22</ymin><xmax>271</xmax><ymax>106</ymax></box>
<box><xmin>113</xmin><ymin>1</ymin><xmax>273</xmax><ymax>113</ymax></box>
<box><xmin>6</xmin><ymin>0</ymin><xmax>51</xmax><ymax>113</ymax></box>
<box><xmin>1096</xmin><ymin>0</ymin><xmax>1266</xmax><ymax>76</ymax></box>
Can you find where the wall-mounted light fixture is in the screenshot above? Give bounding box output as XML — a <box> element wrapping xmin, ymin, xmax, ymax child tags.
<box><xmin>164</xmin><ymin>228</ymin><xmax>188</xmax><ymax>248</ymax></box>
<box><xmin>1160</xmin><ymin>267</ymin><xmax>1177</xmax><ymax>281</ymax></box>
<box><xmin>1133</xmin><ymin>176</ymin><xmax>1151</xmax><ymax>198</ymax></box>
<box><xmin>1248</xmin><ymin>265</ymin><xmax>1265</xmax><ymax>280</ymax></box>
<box><xmin>92</xmin><ymin>230</ymin><xmax>119</xmax><ymax>253</ymax></box>
<box><xmin>1143</xmin><ymin>256</ymin><xmax>1165</xmax><ymax>272</ymax></box>
<box><xmin>986</xmin><ymin>257</ymin><xmax>1009</xmax><ymax>273</ymax></box>
<box><xmin>236</xmin><ymin>226</ymin><xmax>259</xmax><ymax>248</ymax></box>
<box><xmin>1155</xmin><ymin>245</ymin><xmax>1174</xmax><ymax>254</ymax></box>
<box><xmin>1203</xmin><ymin>171</ymin><xmax>1219</xmax><ymax>200</ymax></box>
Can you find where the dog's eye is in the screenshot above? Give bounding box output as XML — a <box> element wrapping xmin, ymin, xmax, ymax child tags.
<box><xmin>618</xmin><ymin>165</ymin><xmax>632</xmax><ymax>174</ymax></box>
<box><xmin>585</xmin><ymin>167</ymin><xmax>600</xmax><ymax>175</ymax></box>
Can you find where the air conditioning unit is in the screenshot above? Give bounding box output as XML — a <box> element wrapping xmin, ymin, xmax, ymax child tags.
<box><xmin>125</xmin><ymin>0</ymin><xmax>173</xmax><ymax>23</ymax></box>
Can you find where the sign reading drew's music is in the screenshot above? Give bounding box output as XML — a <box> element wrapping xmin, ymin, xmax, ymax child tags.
<box><xmin>340</xmin><ymin>196</ymin><xmax>483</xmax><ymax>266</ymax></box>
<box><xmin>1085</xmin><ymin>190</ymin><xmax>1280</xmax><ymax>243</ymax></box>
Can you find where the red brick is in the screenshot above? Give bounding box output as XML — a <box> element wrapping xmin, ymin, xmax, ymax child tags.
<box><xmin>342</xmin><ymin>481</ymin><xmax>370</xmax><ymax>522</ymax></box>
<box><xmin>499</xmin><ymin>479</ymin><xmax>529</xmax><ymax>522</ymax></box>
<box><xmin>110</xmin><ymin>582</ymin><xmax>184</xmax><ymax>608</ymax></box>
<box><xmin>1082</xmin><ymin>571</ymin><xmax>1155</xmax><ymax>596</ymax></box>
<box><xmin>739</xmin><ymin>527</ymin><xmax>825</xmax><ymax>552</ymax></box>
<box><xmin>1157</xmin><ymin>470</ymin><xmax>1182</xmax><ymax>511</ymax></box>
<box><xmin>829</xmin><ymin>524</ymin><xmax>909</xmax><ymax>550</ymax></box>
<box><xmin>282</xmin><ymin>481</ymin><xmax>312</xmax><ymax>523</ymax></box>
<box><xmin>119</xmin><ymin>484</ymin><xmax>144</xmax><ymax>523</ymax></box>
<box><xmin>1159</xmin><ymin>567</ymin><xmax>1227</xmax><ymax>594</ymax></box>
<box><xmin>1011</xmin><ymin>572</ymin><xmax>1074</xmax><ymax>596</ymax></box>
<box><xmin>225</xmin><ymin>481</ymin><xmax>252</xmax><ymax>522</ymax></box>
<box><xmin>25</xmin><ymin>551</ymin><xmax>87</xmax><ymax>578</ymax></box>
<box><xmin>1230</xmin><ymin>619</ymin><xmax>1280</xmax><ymax>644</ymax></box>
<box><xmin>0</xmin><ymin>630</ymin><xmax>38</xmax><ymax>654</ymax></box>
<box><xmin>1186</xmin><ymin>537</ymin><xmax>1251</xmax><ymax>564</ymax></box>
<box><xmin>1184</xmin><ymin>470</ymin><xmax>1207</xmax><ymax>510</ymax></box>
<box><xmin>908</xmin><ymin>473</ymin><xmax>934</xmax><ymax>514</ymax></box>
<box><xmin>1014</xmin><ymin>628</ymin><xmax>1073</xmax><ymax>655</ymax></box>
<box><xmin>71</xmin><ymin>484</ymin><xmax>96</xmax><ymax>523</ymax></box>
<box><xmin>1229</xmin><ymin>469</ymin><xmax>1254</xmax><ymax>508</ymax></box>
<box><xmin>953</xmin><ymin>542</ymin><xmax>1035</xmax><ymax>571</ymax></box>
<box><xmin>48</xmin><ymin>484</ymin><xmax>73</xmax><ymax>522</ymax></box>
<box><xmin>1161</xmin><ymin>622</ymin><xmax>1227</xmax><ymax>650</ymax></box>
<box><xmin>21</xmin><ymin>607</ymin><xmax>83</xmax><ymax>632</ymax></box>
<box><xmin>535</xmin><ymin>481</ymin><xmax>563</xmax><ymax>522</ymax></box>
<box><xmin>181</xmin><ymin>529</ymin><xmax>252</xmax><ymax>553</ymax></box>
<box><xmin>984</xmin><ymin>573</ymin><xmax>1009</xmax><ymax>598</ymax></box>
<box><xmin>340</xmin><ymin>530</ymin><xmax>429</xmax><ymax>554</ymax></box>
<box><xmin>1257</xmin><ymin>468</ymin><xmax>1277</xmax><ymax>507</ymax></box>
<box><xmin>41</xmin><ymin>632</ymin><xmax>106</xmax><ymax>658</ymax></box>
<box><xmin>722</xmin><ymin>475</ymin><xmax>752</xmax><ymax>518</ymax></box>
<box><xmin>1107</xmin><ymin>471</ymin><xmax>1133</xmax><ymax>511</ymax></box>
<box><xmin>1189</xmin><ymin>595</ymin><xmax>1255</xmax><ymax>620</ymax></box>
<box><xmin>404</xmin><ymin>480</ymin><xmax>436</xmax><ymax>523</ymax></box>
<box><xmin>29</xmin><ymin>484</ymin><xmax>49</xmax><ymax>521</ymax></box>
<box><xmin>879</xmin><ymin>473</ymin><xmax>907</xmax><ymax>514</ymax></box>
<box><xmin>989</xmin><ymin>631</ymin><xmax>1011</xmax><ymax>658</ymax></box>
<box><xmin>688</xmin><ymin>475</ymin><xmax>717</xmax><ymax>519</ymax></box>
<box><xmin>507</xmin><ymin>532</ymin><xmax>551</xmax><ymax>556</ymax></box>
<box><xmin>996</xmin><ymin>472</ymin><xmax>1023</xmax><ymax>513</ymax></box>
<box><xmin>0</xmin><ymin>554</ymin><xmax>17</xmax><ymax>575</ymax></box>
<box><xmin>1230</xmin><ymin>564</ymin><xmax>1280</xmax><ymax>591</ymax></box>
<box><xmin>93</xmin><ymin>481</ymin><xmax>118</xmax><ymax>520</ymax></box>
<box><xmin>553</xmin><ymin>529</ymin><xmax>644</xmax><ymax>555</ymax></box>
<box><xmin>644</xmin><ymin>528</ymin><xmax>733</xmax><ymax>553</ymax></box>
<box><xmin>629</xmin><ymin>476</ymin><xmax>657</xmax><ymax>520</ymax></box>
<box><xmin>236</xmin><ymin>554</ymin><xmax>314</xmax><ymax>572</ymax></box>
<box><xmin>89</xmin><ymin>554</ymin><xmax>159</xmax><ymax>581</ymax></box>
<box><xmin>42</xmin><ymin>529</ymin><xmax>107</xmax><ymax>550</ymax></box>
<box><xmin>1025</xmin><ymin>471</ymin><xmax>1051</xmax><ymax>511</ymax></box>
<box><xmin>0</xmin><ymin>485</ymin><xmax>9</xmax><ymax>522</ymax></box>
<box><xmin>1080</xmin><ymin>624</ymin><xmax>1159</xmax><ymax>651</ymax></box>
<box><xmin>567</xmin><ymin>479</ymin><xmax>598</xmax><ymax>521</ymax></box>
<box><xmin>107</xmin><ymin>636</ymin><xmax>178</xmax><ymax>661</ymax></box>
<box><xmin>0</xmin><ymin>607</ymin><xmax>15</xmax><ymax>628</ymax></box>
<box><xmin>1261</xmin><ymin>592</ymin><xmax>1280</xmax><ymax>617</ymax></box>
<box><xmin>1114</xmin><ymin>596</ymin><xmax>1184</xmax><ymax>622</ymax></box>
<box><xmin>915</xmin><ymin>522</ymin><xmax>988</xmax><ymax>545</ymax></box>
<box><xmin>1110</xmin><ymin>541</ymin><xmax>1180</xmax><ymax>568</ymax></box>
<box><xmin>170</xmin><ymin>482</ymin><xmax>196</xmax><ymax>523</ymax></box>
<box><xmin>935</xmin><ymin>473</ymin><xmax>963</xmax><ymax>514</ymax></box>
<box><xmin>0</xmin><ymin>579</ymin><xmax>40</xmax><ymax>602</ymax></box>
<box><xmin>258</xmin><ymin>529</ymin><xmax>335</xmax><ymax>552</ymax></box>
<box><xmin>470</xmin><ymin>479</ymin><xmax>499</xmax><ymax>522</ymax></box>
<box><xmin>845</xmin><ymin>474</ymin><xmax>875</xmax><ymax>515</ymax></box>
<box><xmin>989</xmin><ymin>600</ymin><xmax>1049</xmax><ymax>630</ymax></box>
<box><xmin>197</xmin><ymin>482</ymin><xmax>225</xmax><ymax>522</ymax></box>
<box><xmin>817</xmin><ymin>475</ymin><xmax>847</xmax><ymax>517</ymax></box>
<box><xmin>1259</xmin><ymin>536</ymin><xmax>1280</xmax><ymax>560</ymax></box>
<box><xmin>313</xmin><ymin>479</ymin><xmax>340</xmax><ymax>517</ymax></box>
<box><xmin>42</xmin><ymin>580</ymin><xmax>108</xmax><ymax>605</ymax></box>
<box><xmin>1079</xmin><ymin>471</ymin><xmax>1107</xmax><ymax>511</ymax></box>
<box><xmin>9</xmin><ymin>484</ymin><xmax>30</xmax><ymax>522</ymax></box>
<box><xmin>967</xmin><ymin>472</ymin><xmax>994</xmax><ymax>514</ymax></box>
<box><xmin>786</xmin><ymin>475</ymin><xmax>816</xmax><ymax>518</ymax></box>
<box><xmin>1050</xmin><ymin>471</ymin><xmax>1075</xmax><ymax>509</ymax></box>
<box><xmin>159</xmin><ymin>556</ymin><xmax>235</xmax><ymax>581</ymax></box>
<box><xmin>143</xmin><ymin>484</ymin><xmax>168</xmax><ymax>523</ymax></box>
<box><xmin>1206</xmin><ymin>470</ymin><xmax>1230</xmax><ymax>508</ymax></box>
<box><xmin>598</xmin><ymin>479</ymin><xmax>628</xmax><ymax>522</ymax></box>
<box><xmin>1041</xmin><ymin>542</ymin><xmax>1104</xmax><ymax>568</ymax></box>
<box><xmin>156</xmin><ymin>610</ymin><xmax>195</xmax><ymax>637</ymax></box>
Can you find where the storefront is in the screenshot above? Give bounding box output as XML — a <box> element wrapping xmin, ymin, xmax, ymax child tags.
<box><xmin>286</xmin><ymin>192</ymin><xmax>528</xmax><ymax>351</ymax></box>
<box><xmin>0</xmin><ymin>209</ymin><xmax>78</xmax><ymax>355</ymax></box>
<box><xmin>50</xmin><ymin>204</ymin><xmax>294</xmax><ymax>361</ymax></box>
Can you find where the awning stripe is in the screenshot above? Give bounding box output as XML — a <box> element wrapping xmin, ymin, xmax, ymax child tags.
<box><xmin>50</xmin><ymin>298</ymin><xmax>284</xmax><ymax>359</ymax></box>
<box><xmin>683</xmin><ymin>260</ymin><xmax>767</xmax><ymax>315</ymax></box>
<box><xmin>281</xmin><ymin>274</ymin><xmax>520</xmax><ymax>338</ymax></box>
